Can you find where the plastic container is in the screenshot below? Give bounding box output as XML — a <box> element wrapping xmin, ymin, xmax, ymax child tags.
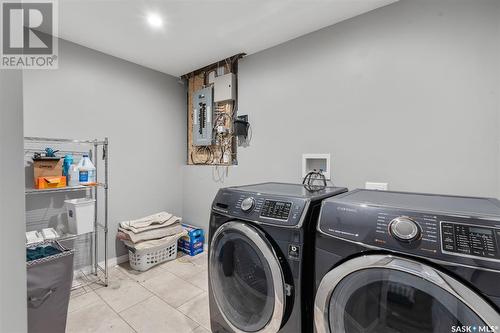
<box><xmin>78</xmin><ymin>154</ymin><xmax>96</xmax><ymax>185</ymax></box>
<box><xmin>68</xmin><ymin>164</ymin><xmax>80</xmax><ymax>187</ymax></box>
<box><xmin>128</xmin><ymin>239</ymin><xmax>178</xmax><ymax>272</ymax></box>
<box><xmin>63</xmin><ymin>154</ymin><xmax>73</xmax><ymax>176</ymax></box>
<box><xmin>64</xmin><ymin>198</ymin><xmax>95</xmax><ymax>235</ymax></box>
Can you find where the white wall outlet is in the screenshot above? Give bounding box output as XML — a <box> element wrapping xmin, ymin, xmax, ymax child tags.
<box><xmin>302</xmin><ymin>154</ymin><xmax>331</xmax><ymax>180</ymax></box>
<box><xmin>365</xmin><ymin>182</ymin><xmax>389</xmax><ymax>191</ymax></box>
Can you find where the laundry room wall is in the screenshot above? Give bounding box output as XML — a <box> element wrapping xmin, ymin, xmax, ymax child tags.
<box><xmin>23</xmin><ymin>39</ymin><xmax>186</xmax><ymax>261</ymax></box>
<box><xmin>0</xmin><ymin>71</ymin><xmax>27</xmax><ymax>333</ymax></box>
<box><xmin>497</xmin><ymin>1</ymin><xmax>500</xmax><ymax>204</ymax></box>
<box><xmin>182</xmin><ymin>0</ymin><xmax>500</xmax><ymax>231</ymax></box>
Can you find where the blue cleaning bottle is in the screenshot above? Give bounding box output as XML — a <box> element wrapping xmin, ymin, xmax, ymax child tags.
<box><xmin>63</xmin><ymin>154</ymin><xmax>73</xmax><ymax>177</ymax></box>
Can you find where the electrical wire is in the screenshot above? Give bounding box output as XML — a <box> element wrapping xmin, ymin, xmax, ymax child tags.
<box><xmin>189</xmin><ymin>56</ymin><xmax>242</xmax><ymax>166</ymax></box>
<box><xmin>190</xmin><ymin>146</ymin><xmax>213</xmax><ymax>165</ymax></box>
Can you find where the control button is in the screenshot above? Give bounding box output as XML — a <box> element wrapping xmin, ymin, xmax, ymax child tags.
<box><xmin>444</xmin><ymin>244</ymin><xmax>455</xmax><ymax>251</ymax></box>
<box><xmin>389</xmin><ymin>216</ymin><xmax>421</xmax><ymax>243</ymax></box>
<box><xmin>240</xmin><ymin>197</ymin><xmax>255</xmax><ymax>212</ymax></box>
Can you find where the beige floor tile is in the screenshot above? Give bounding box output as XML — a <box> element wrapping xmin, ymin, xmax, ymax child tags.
<box><xmin>163</xmin><ymin>257</ymin><xmax>206</xmax><ymax>280</ymax></box>
<box><xmin>187</xmin><ymin>269</ymin><xmax>208</xmax><ymax>291</ymax></box>
<box><xmin>141</xmin><ymin>270</ymin><xmax>204</xmax><ymax>307</ymax></box>
<box><xmin>83</xmin><ymin>267</ymin><xmax>124</xmax><ymax>291</ymax></box>
<box><xmin>192</xmin><ymin>326</ymin><xmax>211</xmax><ymax>333</ymax></box>
<box><xmin>66</xmin><ymin>298</ymin><xmax>134</xmax><ymax>333</ymax></box>
<box><xmin>120</xmin><ymin>296</ymin><xmax>198</xmax><ymax>333</ymax></box>
<box><xmin>95</xmin><ymin>268</ymin><xmax>153</xmax><ymax>312</ymax></box>
<box><xmin>68</xmin><ymin>291</ymin><xmax>102</xmax><ymax>314</ymax></box>
<box><xmin>72</xmin><ymin>271</ymin><xmax>102</xmax><ymax>292</ymax></box>
<box><xmin>70</xmin><ymin>287</ymin><xmax>88</xmax><ymax>298</ymax></box>
<box><xmin>116</xmin><ymin>261</ymin><xmax>168</xmax><ymax>283</ymax></box>
<box><xmin>186</xmin><ymin>253</ymin><xmax>208</xmax><ymax>269</ymax></box>
<box><xmin>178</xmin><ymin>292</ymin><xmax>210</xmax><ymax>330</ymax></box>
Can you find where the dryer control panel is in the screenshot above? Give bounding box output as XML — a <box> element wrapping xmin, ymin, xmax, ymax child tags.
<box><xmin>212</xmin><ymin>191</ymin><xmax>307</xmax><ymax>227</ymax></box>
<box><xmin>260</xmin><ymin>200</ymin><xmax>292</xmax><ymax>220</ymax></box>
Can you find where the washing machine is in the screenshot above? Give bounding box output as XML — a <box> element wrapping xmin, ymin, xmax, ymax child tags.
<box><xmin>314</xmin><ymin>189</ymin><xmax>500</xmax><ymax>333</ymax></box>
<box><xmin>208</xmin><ymin>182</ymin><xmax>348</xmax><ymax>333</ymax></box>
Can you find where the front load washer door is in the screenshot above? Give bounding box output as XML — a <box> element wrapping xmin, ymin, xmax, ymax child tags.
<box><xmin>209</xmin><ymin>221</ymin><xmax>285</xmax><ymax>333</ymax></box>
<box><xmin>315</xmin><ymin>254</ymin><xmax>500</xmax><ymax>333</ymax></box>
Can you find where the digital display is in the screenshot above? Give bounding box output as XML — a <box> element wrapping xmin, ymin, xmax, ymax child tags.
<box><xmin>470</xmin><ymin>227</ymin><xmax>492</xmax><ymax>235</ymax></box>
<box><xmin>261</xmin><ymin>200</ymin><xmax>292</xmax><ymax>220</ymax></box>
<box><xmin>441</xmin><ymin>222</ymin><xmax>499</xmax><ymax>260</ymax></box>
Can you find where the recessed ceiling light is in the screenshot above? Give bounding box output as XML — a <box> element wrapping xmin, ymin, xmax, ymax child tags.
<box><xmin>147</xmin><ymin>13</ymin><xmax>163</xmax><ymax>29</ymax></box>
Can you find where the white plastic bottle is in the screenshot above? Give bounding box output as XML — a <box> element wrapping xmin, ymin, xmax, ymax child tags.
<box><xmin>78</xmin><ymin>154</ymin><xmax>96</xmax><ymax>185</ymax></box>
<box><xmin>68</xmin><ymin>164</ymin><xmax>80</xmax><ymax>187</ymax></box>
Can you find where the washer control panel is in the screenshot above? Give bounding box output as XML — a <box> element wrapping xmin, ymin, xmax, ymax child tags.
<box><xmin>318</xmin><ymin>190</ymin><xmax>500</xmax><ymax>270</ymax></box>
<box><xmin>441</xmin><ymin>222</ymin><xmax>500</xmax><ymax>260</ymax></box>
<box><xmin>375</xmin><ymin>211</ymin><xmax>438</xmax><ymax>244</ymax></box>
<box><xmin>260</xmin><ymin>200</ymin><xmax>292</xmax><ymax>220</ymax></box>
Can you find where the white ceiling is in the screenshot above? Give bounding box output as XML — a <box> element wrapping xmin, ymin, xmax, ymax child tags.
<box><xmin>58</xmin><ymin>0</ymin><xmax>397</xmax><ymax>76</ymax></box>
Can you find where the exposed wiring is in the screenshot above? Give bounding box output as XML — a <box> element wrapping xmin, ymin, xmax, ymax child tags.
<box><xmin>188</xmin><ymin>55</ymin><xmax>244</xmax><ymax>166</ymax></box>
<box><xmin>212</xmin><ymin>165</ymin><xmax>229</xmax><ymax>183</ymax></box>
<box><xmin>190</xmin><ymin>146</ymin><xmax>213</xmax><ymax>165</ymax></box>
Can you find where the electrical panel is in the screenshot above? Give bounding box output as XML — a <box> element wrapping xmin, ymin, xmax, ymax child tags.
<box><xmin>214</xmin><ymin>73</ymin><xmax>236</xmax><ymax>102</ymax></box>
<box><xmin>193</xmin><ymin>86</ymin><xmax>214</xmax><ymax>146</ymax></box>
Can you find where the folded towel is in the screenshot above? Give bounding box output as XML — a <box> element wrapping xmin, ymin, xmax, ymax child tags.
<box><xmin>26</xmin><ymin>245</ymin><xmax>62</xmax><ymax>262</ymax></box>
<box><xmin>117</xmin><ymin>223</ymin><xmax>183</xmax><ymax>243</ymax></box>
<box><xmin>120</xmin><ymin>212</ymin><xmax>176</xmax><ymax>230</ymax></box>
<box><xmin>123</xmin><ymin>230</ymin><xmax>188</xmax><ymax>251</ymax></box>
<box><xmin>121</xmin><ymin>215</ymin><xmax>182</xmax><ymax>234</ymax></box>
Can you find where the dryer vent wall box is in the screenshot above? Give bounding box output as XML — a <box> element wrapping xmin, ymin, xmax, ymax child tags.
<box><xmin>193</xmin><ymin>86</ymin><xmax>214</xmax><ymax>146</ymax></box>
<box><xmin>302</xmin><ymin>154</ymin><xmax>331</xmax><ymax>180</ymax></box>
<box><xmin>214</xmin><ymin>73</ymin><xmax>236</xmax><ymax>102</ymax></box>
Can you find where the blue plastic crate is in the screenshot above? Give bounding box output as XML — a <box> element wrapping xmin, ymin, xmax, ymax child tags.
<box><xmin>178</xmin><ymin>224</ymin><xmax>204</xmax><ymax>256</ymax></box>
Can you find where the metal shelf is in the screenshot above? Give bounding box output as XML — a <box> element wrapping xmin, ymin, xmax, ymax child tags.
<box><xmin>72</xmin><ymin>267</ymin><xmax>107</xmax><ymax>290</ymax></box>
<box><xmin>24</xmin><ymin>136</ymin><xmax>107</xmax><ymax>145</ymax></box>
<box><xmin>25</xmin><ymin>184</ymin><xmax>106</xmax><ymax>195</ymax></box>
<box><xmin>26</xmin><ymin>231</ymin><xmax>95</xmax><ymax>247</ymax></box>
<box><xmin>24</xmin><ymin>136</ymin><xmax>109</xmax><ymax>289</ymax></box>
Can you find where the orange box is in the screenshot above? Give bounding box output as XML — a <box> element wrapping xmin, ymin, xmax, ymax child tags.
<box><xmin>36</xmin><ymin>176</ymin><xmax>67</xmax><ymax>189</ymax></box>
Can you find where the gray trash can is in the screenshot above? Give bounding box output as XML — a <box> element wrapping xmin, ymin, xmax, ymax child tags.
<box><xmin>27</xmin><ymin>241</ymin><xmax>74</xmax><ymax>333</ymax></box>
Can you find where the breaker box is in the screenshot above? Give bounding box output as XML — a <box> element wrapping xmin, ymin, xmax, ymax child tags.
<box><xmin>193</xmin><ymin>86</ymin><xmax>214</xmax><ymax>146</ymax></box>
<box><xmin>214</xmin><ymin>73</ymin><xmax>236</xmax><ymax>102</ymax></box>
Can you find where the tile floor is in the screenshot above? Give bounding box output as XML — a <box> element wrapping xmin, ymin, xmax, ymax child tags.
<box><xmin>66</xmin><ymin>253</ymin><xmax>211</xmax><ymax>333</ymax></box>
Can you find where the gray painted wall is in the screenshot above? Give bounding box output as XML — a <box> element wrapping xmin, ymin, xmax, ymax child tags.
<box><xmin>497</xmin><ymin>1</ymin><xmax>500</xmax><ymax>208</ymax></box>
<box><xmin>182</xmin><ymin>0</ymin><xmax>500</xmax><ymax>231</ymax></box>
<box><xmin>0</xmin><ymin>71</ymin><xmax>27</xmax><ymax>332</ymax></box>
<box><xmin>23</xmin><ymin>39</ymin><xmax>186</xmax><ymax>260</ymax></box>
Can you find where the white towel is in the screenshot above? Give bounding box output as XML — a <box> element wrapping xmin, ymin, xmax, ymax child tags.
<box><xmin>118</xmin><ymin>223</ymin><xmax>184</xmax><ymax>243</ymax></box>
<box><xmin>123</xmin><ymin>230</ymin><xmax>188</xmax><ymax>251</ymax></box>
<box><xmin>120</xmin><ymin>212</ymin><xmax>180</xmax><ymax>232</ymax></box>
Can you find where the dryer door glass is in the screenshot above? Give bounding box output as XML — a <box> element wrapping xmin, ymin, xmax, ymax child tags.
<box><xmin>210</xmin><ymin>222</ymin><xmax>284</xmax><ymax>332</ymax></box>
<box><xmin>327</xmin><ymin>268</ymin><xmax>484</xmax><ymax>333</ymax></box>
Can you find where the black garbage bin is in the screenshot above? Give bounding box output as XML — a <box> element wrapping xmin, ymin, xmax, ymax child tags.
<box><xmin>27</xmin><ymin>241</ymin><xmax>74</xmax><ymax>333</ymax></box>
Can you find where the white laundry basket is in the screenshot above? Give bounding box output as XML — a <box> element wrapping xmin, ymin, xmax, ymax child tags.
<box><xmin>128</xmin><ymin>238</ymin><xmax>178</xmax><ymax>272</ymax></box>
<box><xmin>64</xmin><ymin>198</ymin><xmax>96</xmax><ymax>235</ymax></box>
